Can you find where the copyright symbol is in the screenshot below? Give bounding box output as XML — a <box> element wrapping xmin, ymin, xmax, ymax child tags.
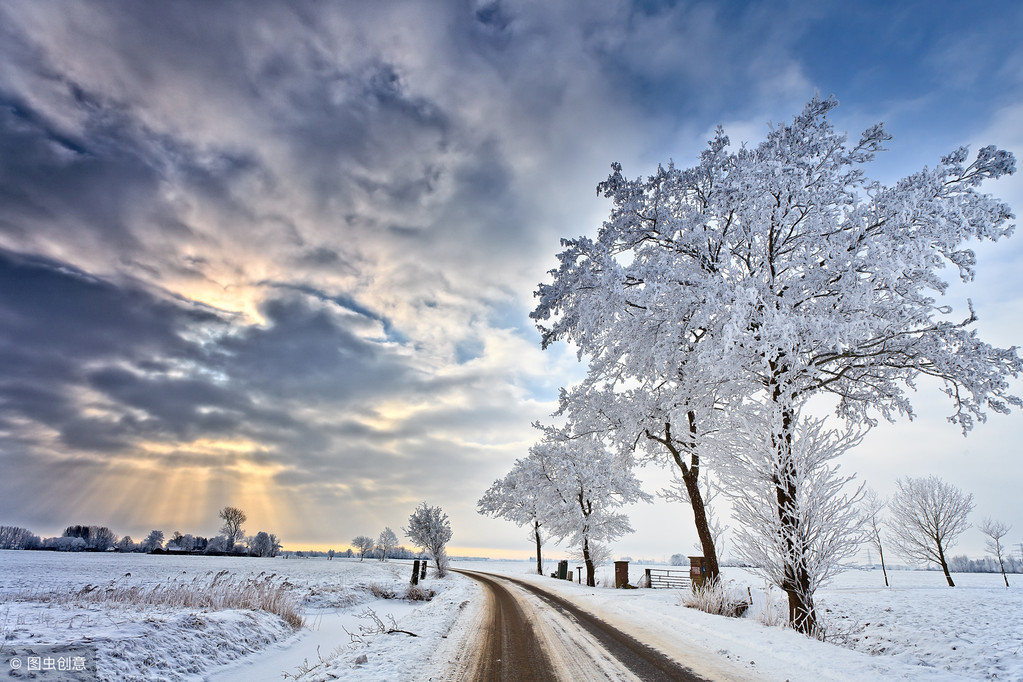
<box><xmin>9</xmin><ymin>656</ymin><xmax>21</xmax><ymax>669</ymax></box>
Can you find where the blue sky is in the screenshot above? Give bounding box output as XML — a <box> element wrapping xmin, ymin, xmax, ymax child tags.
<box><xmin>0</xmin><ymin>0</ymin><xmax>1020</xmax><ymax>560</ymax></box>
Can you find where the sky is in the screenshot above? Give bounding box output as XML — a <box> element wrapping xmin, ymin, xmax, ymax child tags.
<box><xmin>1</xmin><ymin>0</ymin><xmax>1021</xmax><ymax>562</ymax></box>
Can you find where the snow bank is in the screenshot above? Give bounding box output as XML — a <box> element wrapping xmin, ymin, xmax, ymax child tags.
<box><xmin>3</xmin><ymin>551</ymin><xmax>1018</xmax><ymax>680</ymax></box>
<box><xmin>464</xmin><ymin>560</ymin><xmax>1020</xmax><ymax>681</ymax></box>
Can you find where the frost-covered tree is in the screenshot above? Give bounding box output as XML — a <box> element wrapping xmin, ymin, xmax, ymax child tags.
<box><xmin>478</xmin><ymin>457</ymin><xmax>549</xmax><ymax>575</ymax></box>
<box><xmin>0</xmin><ymin>526</ymin><xmax>40</xmax><ymax>550</ymax></box>
<box><xmin>377</xmin><ymin>527</ymin><xmax>398</xmax><ymax>561</ymax></box>
<box><xmin>351</xmin><ymin>535</ymin><xmax>375</xmax><ymax>561</ymax></box>
<box><xmin>45</xmin><ymin>536</ymin><xmax>86</xmax><ymax>551</ymax></box>
<box><xmin>533</xmin><ymin>96</ymin><xmax>1019</xmax><ymax>633</ymax></box>
<box><xmin>979</xmin><ymin>517</ymin><xmax>1011</xmax><ymax>587</ymax></box>
<box><xmin>888</xmin><ymin>475</ymin><xmax>974</xmax><ymax>586</ymax></box>
<box><xmin>861</xmin><ymin>488</ymin><xmax>890</xmax><ymax>587</ymax></box>
<box><xmin>669</xmin><ymin>553</ymin><xmax>686</xmax><ymax>566</ymax></box>
<box><xmin>204</xmin><ymin>535</ymin><xmax>228</xmax><ymax>554</ymax></box>
<box><xmin>404</xmin><ymin>503</ymin><xmax>453</xmax><ymax>576</ymax></box>
<box><xmin>178</xmin><ymin>534</ymin><xmax>197</xmax><ymax>552</ymax></box>
<box><xmin>249</xmin><ymin>531</ymin><xmax>281</xmax><ymax>557</ymax></box>
<box><xmin>717</xmin><ymin>412</ymin><xmax>865</xmax><ymax>634</ymax></box>
<box><xmin>218</xmin><ymin>507</ymin><xmax>247</xmax><ymax>551</ymax></box>
<box><xmin>142</xmin><ymin>529</ymin><xmax>164</xmax><ymax>553</ymax></box>
<box><xmin>62</xmin><ymin>525</ymin><xmax>116</xmax><ymax>551</ymax></box>
<box><xmin>528</xmin><ymin>423</ymin><xmax>652</xmax><ymax>587</ymax></box>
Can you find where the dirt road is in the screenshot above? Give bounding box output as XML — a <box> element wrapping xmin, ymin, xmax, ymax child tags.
<box><xmin>444</xmin><ymin>569</ymin><xmax>709</xmax><ymax>681</ymax></box>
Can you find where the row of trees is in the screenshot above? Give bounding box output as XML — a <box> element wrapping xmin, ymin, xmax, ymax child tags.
<box><xmin>350</xmin><ymin>527</ymin><xmax>420</xmax><ymax>561</ymax></box>
<box><xmin>350</xmin><ymin>503</ymin><xmax>454</xmax><ymax>575</ymax></box>
<box><xmin>864</xmin><ymin>477</ymin><xmax>1014</xmax><ymax>587</ymax></box>
<box><xmin>499</xmin><ymin>96</ymin><xmax>1020</xmax><ymax>636</ymax></box>
<box><xmin>0</xmin><ymin>507</ymin><xmax>283</xmax><ymax>557</ymax></box>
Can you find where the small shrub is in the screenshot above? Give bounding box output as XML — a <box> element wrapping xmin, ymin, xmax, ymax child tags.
<box><xmin>404</xmin><ymin>585</ymin><xmax>434</xmax><ymax>602</ymax></box>
<box><xmin>680</xmin><ymin>579</ymin><xmax>750</xmax><ymax>618</ymax></box>
<box><xmin>369</xmin><ymin>584</ymin><xmax>397</xmax><ymax>600</ymax></box>
<box><xmin>752</xmin><ymin>585</ymin><xmax>787</xmax><ymax>628</ymax></box>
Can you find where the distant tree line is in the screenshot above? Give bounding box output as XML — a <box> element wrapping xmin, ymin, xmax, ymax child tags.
<box><xmin>0</xmin><ymin>506</ymin><xmax>283</xmax><ymax>557</ymax></box>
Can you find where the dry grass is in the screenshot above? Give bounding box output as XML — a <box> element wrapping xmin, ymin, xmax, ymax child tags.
<box><xmin>369</xmin><ymin>583</ymin><xmax>397</xmax><ymax>600</ymax></box>
<box><xmin>680</xmin><ymin>579</ymin><xmax>751</xmax><ymax>618</ymax></box>
<box><xmin>403</xmin><ymin>585</ymin><xmax>434</xmax><ymax>602</ymax></box>
<box><xmin>3</xmin><ymin>570</ymin><xmax>303</xmax><ymax>630</ymax></box>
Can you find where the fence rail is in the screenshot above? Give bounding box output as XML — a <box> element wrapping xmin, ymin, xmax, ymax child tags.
<box><xmin>645</xmin><ymin>568</ymin><xmax>692</xmax><ymax>589</ymax></box>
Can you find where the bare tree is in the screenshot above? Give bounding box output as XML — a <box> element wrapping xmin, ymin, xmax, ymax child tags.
<box><xmin>0</xmin><ymin>525</ymin><xmax>40</xmax><ymax>550</ymax></box>
<box><xmin>979</xmin><ymin>517</ymin><xmax>1012</xmax><ymax>587</ymax></box>
<box><xmin>218</xmin><ymin>506</ymin><xmax>247</xmax><ymax>551</ymax></box>
<box><xmin>862</xmin><ymin>488</ymin><xmax>890</xmax><ymax>587</ymax></box>
<box><xmin>888</xmin><ymin>476</ymin><xmax>974</xmax><ymax>586</ymax></box>
<box><xmin>352</xmin><ymin>535</ymin><xmax>375</xmax><ymax>561</ymax></box>
<box><xmin>377</xmin><ymin>527</ymin><xmax>398</xmax><ymax>561</ymax></box>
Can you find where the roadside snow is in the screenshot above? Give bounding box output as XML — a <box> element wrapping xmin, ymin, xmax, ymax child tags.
<box><xmin>460</xmin><ymin>560</ymin><xmax>1020</xmax><ymax>681</ymax></box>
<box><xmin>2</xmin><ymin>551</ymin><xmax>1018</xmax><ymax>680</ymax></box>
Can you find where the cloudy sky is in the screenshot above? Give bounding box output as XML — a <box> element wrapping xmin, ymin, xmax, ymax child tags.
<box><xmin>1</xmin><ymin>0</ymin><xmax>1021</xmax><ymax>560</ymax></box>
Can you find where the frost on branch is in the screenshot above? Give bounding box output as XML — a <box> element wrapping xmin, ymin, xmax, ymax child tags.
<box><xmin>887</xmin><ymin>475</ymin><xmax>974</xmax><ymax>587</ymax></box>
<box><xmin>403</xmin><ymin>503</ymin><xmax>453</xmax><ymax>577</ymax></box>
<box><xmin>716</xmin><ymin>410</ymin><xmax>866</xmax><ymax>637</ymax></box>
<box><xmin>532</xmin><ymin>95</ymin><xmax>1019</xmax><ymax>633</ymax></box>
<box><xmin>478</xmin><ymin>457</ymin><xmax>549</xmax><ymax>575</ymax></box>
<box><xmin>501</xmin><ymin>422</ymin><xmax>652</xmax><ymax>587</ymax></box>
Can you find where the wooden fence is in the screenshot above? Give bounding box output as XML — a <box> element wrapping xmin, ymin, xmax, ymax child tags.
<box><xmin>644</xmin><ymin>568</ymin><xmax>692</xmax><ymax>589</ymax></box>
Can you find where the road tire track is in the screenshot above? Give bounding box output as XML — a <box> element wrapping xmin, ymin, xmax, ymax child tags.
<box><xmin>452</xmin><ymin>569</ymin><xmax>709</xmax><ymax>681</ymax></box>
<box><xmin>452</xmin><ymin>570</ymin><xmax>558</xmax><ymax>681</ymax></box>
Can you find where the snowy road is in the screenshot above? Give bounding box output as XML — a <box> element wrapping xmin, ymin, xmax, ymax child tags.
<box><xmin>447</xmin><ymin>569</ymin><xmax>708</xmax><ymax>681</ymax></box>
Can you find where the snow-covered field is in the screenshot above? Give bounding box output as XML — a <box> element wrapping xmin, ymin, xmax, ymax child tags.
<box><xmin>489</xmin><ymin>560</ymin><xmax>1021</xmax><ymax>681</ymax></box>
<box><xmin>0</xmin><ymin>551</ymin><xmax>474</xmax><ymax>681</ymax></box>
<box><xmin>0</xmin><ymin>550</ymin><xmax>1018</xmax><ymax>680</ymax></box>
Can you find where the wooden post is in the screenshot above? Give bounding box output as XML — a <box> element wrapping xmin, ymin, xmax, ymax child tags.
<box><xmin>411</xmin><ymin>559</ymin><xmax>420</xmax><ymax>585</ymax></box>
<box><xmin>614</xmin><ymin>561</ymin><xmax>630</xmax><ymax>588</ymax></box>
<box><xmin>420</xmin><ymin>560</ymin><xmax>427</xmax><ymax>581</ymax></box>
<box><xmin>645</xmin><ymin>568</ymin><xmax>651</xmax><ymax>588</ymax></box>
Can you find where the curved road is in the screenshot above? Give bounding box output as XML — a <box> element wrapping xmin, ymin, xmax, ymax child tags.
<box><xmin>449</xmin><ymin>569</ymin><xmax>709</xmax><ymax>681</ymax></box>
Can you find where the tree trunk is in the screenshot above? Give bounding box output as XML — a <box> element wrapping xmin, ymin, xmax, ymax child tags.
<box><xmin>999</xmin><ymin>559</ymin><xmax>1009</xmax><ymax>587</ymax></box>
<box><xmin>534</xmin><ymin>521</ymin><xmax>543</xmax><ymax>576</ymax></box>
<box><xmin>879</xmin><ymin>543</ymin><xmax>889</xmax><ymax>588</ymax></box>
<box><xmin>680</xmin><ymin>463</ymin><xmax>720</xmax><ymax>582</ymax></box>
<box><xmin>583</xmin><ymin>536</ymin><xmax>595</xmax><ymax>587</ymax></box>
<box><xmin>648</xmin><ymin>414</ymin><xmax>720</xmax><ymax>583</ymax></box>
<box><xmin>772</xmin><ymin>400</ymin><xmax>818</xmax><ymax>636</ymax></box>
<box><xmin>937</xmin><ymin>540</ymin><xmax>955</xmax><ymax>587</ymax></box>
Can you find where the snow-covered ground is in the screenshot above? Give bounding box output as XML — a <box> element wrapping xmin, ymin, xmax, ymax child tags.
<box><xmin>0</xmin><ymin>550</ymin><xmax>1018</xmax><ymax>680</ymax></box>
<box><xmin>0</xmin><ymin>551</ymin><xmax>472</xmax><ymax>681</ymax></box>
<box><xmin>468</xmin><ymin>559</ymin><xmax>1021</xmax><ymax>681</ymax></box>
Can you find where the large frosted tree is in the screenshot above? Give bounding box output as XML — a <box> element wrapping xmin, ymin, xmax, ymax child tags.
<box><xmin>533</xmin><ymin>96</ymin><xmax>1019</xmax><ymax>634</ymax></box>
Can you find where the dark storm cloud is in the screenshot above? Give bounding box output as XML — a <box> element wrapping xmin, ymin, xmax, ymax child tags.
<box><xmin>0</xmin><ymin>248</ymin><xmax>422</xmax><ymax>462</ymax></box>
